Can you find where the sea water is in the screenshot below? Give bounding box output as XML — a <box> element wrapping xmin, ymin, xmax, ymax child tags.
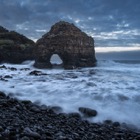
<box><xmin>0</xmin><ymin>60</ymin><xmax>140</xmax><ymax>129</ymax></box>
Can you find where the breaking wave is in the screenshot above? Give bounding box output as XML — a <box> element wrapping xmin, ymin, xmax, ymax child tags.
<box><xmin>0</xmin><ymin>60</ymin><xmax>140</xmax><ymax>128</ymax></box>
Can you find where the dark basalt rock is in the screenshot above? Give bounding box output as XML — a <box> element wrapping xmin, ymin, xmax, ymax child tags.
<box><xmin>50</xmin><ymin>106</ymin><xmax>63</xmax><ymax>114</ymax></box>
<box><xmin>0</xmin><ymin>65</ymin><xmax>7</xmax><ymax>69</ymax></box>
<box><xmin>34</xmin><ymin>21</ymin><xmax>96</xmax><ymax>69</ymax></box>
<box><xmin>29</xmin><ymin>70</ymin><xmax>47</xmax><ymax>76</ymax></box>
<box><xmin>0</xmin><ymin>26</ymin><xmax>35</xmax><ymax>63</ymax></box>
<box><xmin>4</xmin><ymin>75</ymin><xmax>12</xmax><ymax>79</ymax></box>
<box><xmin>0</xmin><ymin>91</ymin><xmax>140</xmax><ymax>139</ymax></box>
<box><xmin>79</xmin><ymin>107</ymin><xmax>97</xmax><ymax>117</ymax></box>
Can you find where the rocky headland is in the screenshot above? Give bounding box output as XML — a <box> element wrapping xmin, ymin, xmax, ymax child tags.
<box><xmin>34</xmin><ymin>21</ymin><xmax>96</xmax><ymax>69</ymax></box>
<box><xmin>0</xmin><ymin>26</ymin><xmax>35</xmax><ymax>63</ymax></box>
<box><xmin>0</xmin><ymin>21</ymin><xmax>96</xmax><ymax>69</ymax></box>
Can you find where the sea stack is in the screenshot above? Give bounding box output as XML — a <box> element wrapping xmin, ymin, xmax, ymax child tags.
<box><xmin>34</xmin><ymin>21</ymin><xmax>96</xmax><ymax>69</ymax></box>
<box><xmin>0</xmin><ymin>26</ymin><xmax>35</xmax><ymax>63</ymax></box>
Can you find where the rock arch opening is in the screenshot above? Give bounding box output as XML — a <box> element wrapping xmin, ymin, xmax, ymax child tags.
<box><xmin>50</xmin><ymin>54</ymin><xmax>63</xmax><ymax>68</ymax></box>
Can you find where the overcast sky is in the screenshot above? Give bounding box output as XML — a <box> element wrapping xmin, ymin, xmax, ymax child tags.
<box><xmin>0</xmin><ymin>0</ymin><xmax>140</xmax><ymax>47</ymax></box>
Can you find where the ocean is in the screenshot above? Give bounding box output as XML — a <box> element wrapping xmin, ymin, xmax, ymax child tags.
<box><xmin>0</xmin><ymin>59</ymin><xmax>140</xmax><ymax>129</ymax></box>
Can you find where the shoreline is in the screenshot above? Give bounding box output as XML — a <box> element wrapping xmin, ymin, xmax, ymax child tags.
<box><xmin>0</xmin><ymin>91</ymin><xmax>140</xmax><ymax>140</ymax></box>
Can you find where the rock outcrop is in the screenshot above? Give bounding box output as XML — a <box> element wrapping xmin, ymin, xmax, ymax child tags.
<box><xmin>34</xmin><ymin>21</ymin><xmax>96</xmax><ymax>69</ymax></box>
<box><xmin>0</xmin><ymin>26</ymin><xmax>35</xmax><ymax>63</ymax></box>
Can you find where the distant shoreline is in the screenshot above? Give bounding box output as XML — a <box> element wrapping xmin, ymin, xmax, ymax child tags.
<box><xmin>96</xmin><ymin>49</ymin><xmax>140</xmax><ymax>60</ymax></box>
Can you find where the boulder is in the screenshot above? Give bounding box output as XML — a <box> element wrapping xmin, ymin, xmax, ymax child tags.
<box><xmin>0</xmin><ymin>26</ymin><xmax>35</xmax><ymax>63</ymax></box>
<box><xmin>34</xmin><ymin>21</ymin><xmax>96</xmax><ymax>69</ymax></box>
<box><xmin>50</xmin><ymin>106</ymin><xmax>63</xmax><ymax>114</ymax></box>
<box><xmin>29</xmin><ymin>70</ymin><xmax>47</xmax><ymax>76</ymax></box>
<box><xmin>23</xmin><ymin>127</ymin><xmax>41</xmax><ymax>139</ymax></box>
<box><xmin>79</xmin><ymin>107</ymin><xmax>97</xmax><ymax>117</ymax></box>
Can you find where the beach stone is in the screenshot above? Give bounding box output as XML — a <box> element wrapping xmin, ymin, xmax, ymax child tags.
<box><xmin>8</xmin><ymin>67</ymin><xmax>17</xmax><ymax>71</ymax></box>
<box><xmin>0</xmin><ymin>126</ymin><xmax>3</xmax><ymax>132</ymax></box>
<box><xmin>0</xmin><ymin>91</ymin><xmax>6</xmax><ymax>97</ymax></box>
<box><xmin>23</xmin><ymin>127</ymin><xmax>41</xmax><ymax>139</ymax></box>
<box><xmin>50</xmin><ymin>106</ymin><xmax>63</xmax><ymax>114</ymax></box>
<box><xmin>135</xmin><ymin>135</ymin><xmax>140</xmax><ymax>140</ymax></box>
<box><xmin>79</xmin><ymin>107</ymin><xmax>97</xmax><ymax>117</ymax></box>
<box><xmin>40</xmin><ymin>105</ymin><xmax>48</xmax><ymax>111</ymax></box>
<box><xmin>113</xmin><ymin>122</ymin><xmax>120</xmax><ymax>127</ymax></box>
<box><xmin>68</xmin><ymin>113</ymin><xmax>81</xmax><ymax>119</ymax></box>
<box><xmin>21</xmin><ymin>100</ymin><xmax>32</xmax><ymax>105</ymax></box>
<box><xmin>104</xmin><ymin>120</ymin><xmax>113</xmax><ymax>125</ymax></box>
<box><xmin>20</xmin><ymin>136</ymin><xmax>30</xmax><ymax>140</ymax></box>
<box><xmin>30</xmin><ymin>105</ymin><xmax>41</xmax><ymax>113</ymax></box>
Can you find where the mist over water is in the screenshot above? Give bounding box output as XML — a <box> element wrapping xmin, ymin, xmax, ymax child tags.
<box><xmin>95</xmin><ymin>47</ymin><xmax>140</xmax><ymax>60</ymax></box>
<box><xmin>0</xmin><ymin>48</ymin><xmax>140</xmax><ymax>129</ymax></box>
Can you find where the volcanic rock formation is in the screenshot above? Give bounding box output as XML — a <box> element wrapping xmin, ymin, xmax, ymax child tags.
<box><xmin>34</xmin><ymin>21</ymin><xmax>96</xmax><ymax>69</ymax></box>
<box><xmin>0</xmin><ymin>26</ymin><xmax>35</xmax><ymax>63</ymax></box>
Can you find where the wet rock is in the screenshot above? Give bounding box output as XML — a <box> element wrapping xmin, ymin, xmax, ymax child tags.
<box><xmin>104</xmin><ymin>120</ymin><xmax>113</xmax><ymax>125</ymax></box>
<box><xmin>4</xmin><ymin>75</ymin><xmax>12</xmax><ymax>78</ymax></box>
<box><xmin>8</xmin><ymin>67</ymin><xmax>17</xmax><ymax>71</ymax></box>
<box><xmin>68</xmin><ymin>112</ymin><xmax>81</xmax><ymax>119</ymax></box>
<box><xmin>21</xmin><ymin>100</ymin><xmax>32</xmax><ymax>105</ymax></box>
<box><xmin>79</xmin><ymin>107</ymin><xmax>97</xmax><ymax>117</ymax></box>
<box><xmin>30</xmin><ymin>105</ymin><xmax>41</xmax><ymax>113</ymax></box>
<box><xmin>23</xmin><ymin>127</ymin><xmax>41</xmax><ymax>139</ymax></box>
<box><xmin>86</xmin><ymin>82</ymin><xmax>96</xmax><ymax>87</ymax></box>
<box><xmin>0</xmin><ymin>126</ymin><xmax>3</xmax><ymax>132</ymax></box>
<box><xmin>20</xmin><ymin>136</ymin><xmax>30</xmax><ymax>140</ymax></box>
<box><xmin>0</xmin><ymin>65</ymin><xmax>7</xmax><ymax>69</ymax></box>
<box><xmin>66</xmin><ymin>73</ymin><xmax>78</xmax><ymax>79</ymax></box>
<box><xmin>113</xmin><ymin>122</ymin><xmax>120</xmax><ymax>127</ymax></box>
<box><xmin>29</xmin><ymin>70</ymin><xmax>47</xmax><ymax>76</ymax></box>
<box><xmin>0</xmin><ymin>77</ymin><xmax>8</xmax><ymax>81</ymax></box>
<box><xmin>34</xmin><ymin>21</ymin><xmax>96</xmax><ymax>69</ymax></box>
<box><xmin>20</xmin><ymin>68</ymin><xmax>30</xmax><ymax>71</ymax></box>
<box><xmin>89</xmin><ymin>70</ymin><xmax>96</xmax><ymax>75</ymax></box>
<box><xmin>40</xmin><ymin>105</ymin><xmax>48</xmax><ymax>111</ymax></box>
<box><xmin>50</xmin><ymin>106</ymin><xmax>63</xmax><ymax>114</ymax></box>
<box><xmin>2</xmin><ymin>129</ymin><xmax>10</xmax><ymax>137</ymax></box>
<box><xmin>0</xmin><ymin>91</ymin><xmax>6</xmax><ymax>97</ymax></box>
<box><xmin>135</xmin><ymin>135</ymin><xmax>140</xmax><ymax>140</ymax></box>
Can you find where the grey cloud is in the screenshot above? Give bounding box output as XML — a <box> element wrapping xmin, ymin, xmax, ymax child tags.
<box><xmin>0</xmin><ymin>0</ymin><xmax>140</xmax><ymax>47</ymax></box>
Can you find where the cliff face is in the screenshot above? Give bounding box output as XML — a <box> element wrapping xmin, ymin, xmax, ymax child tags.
<box><xmin>34</xmin><ymin>21</ymin><xmax>96</xmax><ymax>69</ymax></box>
<box><xmin>0</xmin><ymin>26</ymin><xmax>35</xmax><ymax>63</ymax></box>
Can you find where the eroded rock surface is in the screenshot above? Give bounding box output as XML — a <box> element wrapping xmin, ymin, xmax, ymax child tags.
<box><xmin>0</xmin><ymin>26</ymin><xmax>35</xmax><ymax>63</ymax></box>
<box><xmin>34</xmin><ymin>21</ymin><xmax>96</xmax><ymax>69</ymax></box>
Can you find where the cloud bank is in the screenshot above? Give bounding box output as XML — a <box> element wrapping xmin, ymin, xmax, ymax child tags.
<box><xmin>0</xmin><ymin>0</ymin><xmax>140</xmax><ymax>47</ymax></box>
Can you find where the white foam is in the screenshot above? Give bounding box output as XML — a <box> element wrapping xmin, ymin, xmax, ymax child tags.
<box><xmin>0</xmin><ymin>60</ymin><xmax>140</xmax><ymax>128</ymax></box>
